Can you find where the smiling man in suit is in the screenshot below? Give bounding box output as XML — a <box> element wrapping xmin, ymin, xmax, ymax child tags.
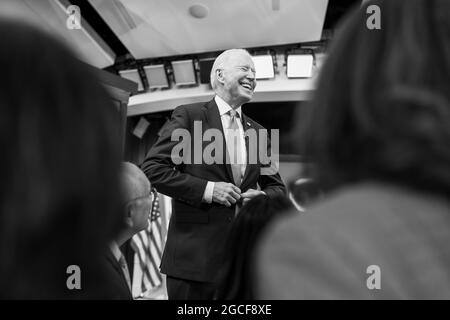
<box><xmin>142</xmin><ymin>49</ymin><xmax>286</xmax><ymax>300</ymax></box>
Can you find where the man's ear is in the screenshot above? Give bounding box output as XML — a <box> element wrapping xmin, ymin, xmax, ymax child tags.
<box><xmin>124</xmin><ymin>204</ymin><xmax>134</xmax><ymax>228</ymax></box>
<box><xmin>216</xmin><ymin>69</ymin><xmax>225</xmax><ymax>85</ymax></box>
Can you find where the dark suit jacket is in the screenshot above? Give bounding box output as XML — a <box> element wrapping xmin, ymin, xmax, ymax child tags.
<box><xmin>142</xmin><ymin>99</ymin><xmax>286</xmax><ymax>282</ymax></box>
<box><xmin>102</xmin><ymin>250</ymin><xmax>133</xmax><ymax>300</ymax></box>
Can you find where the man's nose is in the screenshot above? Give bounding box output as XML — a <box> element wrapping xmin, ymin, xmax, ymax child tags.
<box><xmin>246</xmin><ymin>69</ymin><xmax>256</xmax><ymax>80</ymax></box>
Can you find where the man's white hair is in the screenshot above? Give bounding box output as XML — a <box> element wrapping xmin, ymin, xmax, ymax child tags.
<box><xmin>120</xmin><ymin>162</ymin><xmax>150</xmax><ymax>203</ymax></box>
<box><xmin>210</xmin><ymin>48</ymin><xmax>252</xmax><ymax>91</ymax></box>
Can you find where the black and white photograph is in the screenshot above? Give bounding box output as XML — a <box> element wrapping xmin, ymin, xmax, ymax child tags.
<box><xmin>0</xmin><ymin>0</ymin><xmax>449</xmax><ymax>307</ymax></box>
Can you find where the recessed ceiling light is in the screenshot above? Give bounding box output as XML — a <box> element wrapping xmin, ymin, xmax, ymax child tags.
<box><xmin>189</xmin><ymin>4</ymin><xmax>209</xmax><ymax>19</ymax></box>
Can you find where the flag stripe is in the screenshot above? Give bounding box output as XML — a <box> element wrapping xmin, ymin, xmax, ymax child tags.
<box><xmin>131</xmin><ymin>189</ymin><xmax>165</xmax><ymax>296</ymax></box>
<box><xmin>139</xmin><ymin>231</ymin><xmax>160</xmax><ymax>283</ymax></box>
<box><xmin>136</xmin><ymin>232</ymin><xmax>155</xmax><ymax>282</ymax></box>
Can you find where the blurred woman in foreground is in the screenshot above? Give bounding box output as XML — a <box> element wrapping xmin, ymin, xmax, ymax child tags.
<box><xmin>0</xmin><ymin>19</ymin><xmax>123</xmax><ymax>299</ymax></box>
<box><xmin>256</xmin><ymin>0</ymin><xmax>450</xmax><ymax>299</ymax></box>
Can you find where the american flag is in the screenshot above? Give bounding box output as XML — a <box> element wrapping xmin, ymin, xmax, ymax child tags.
<box><xmin>130</xmin><ymin>188</ymin><xmax>164</xmax><ymax>297</ymax></box>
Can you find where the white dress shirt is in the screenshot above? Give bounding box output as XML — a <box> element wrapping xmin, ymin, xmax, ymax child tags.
<box><xmin>202</xmin><ymin>95</ymin><xmax>247</xmax><ymax>203</ymax></box>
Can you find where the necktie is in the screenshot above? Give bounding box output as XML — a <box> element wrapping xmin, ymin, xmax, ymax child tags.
<box><xmin>119</xmin><ymin>253</ymin><xmax>132</xmax><ymax>292</ymax></box>
<box><xmin>227</xmin><ymin>109</ymin><xmax>244</xmax><ymax>187</ymax></box>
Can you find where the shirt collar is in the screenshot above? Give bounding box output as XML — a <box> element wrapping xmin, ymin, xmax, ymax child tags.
<box><xmin>215</xmin><ymin>95</ymin><xmax>242</xmax><ymax>118</ymax></box>
<box><xmin>109</xmin><ymin>241</ymin><xmax>122</xmax><ymax>262</ymax></box>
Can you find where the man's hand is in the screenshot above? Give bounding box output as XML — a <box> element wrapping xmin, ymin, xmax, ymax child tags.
<box><xmin>212</xmin><ymin>182</ymin><xmax>241</xmax><ymax>207</ymax></box>
<box><xmin>241</xmin><ymin>189</ymin><xmax>266</xmax><ymax>205</ymax></box>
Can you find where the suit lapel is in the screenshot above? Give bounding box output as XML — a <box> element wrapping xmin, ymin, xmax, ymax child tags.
<box><xmin>105</xmin><ymin>250</ymin><xmax>132</xmax><ymax>295</ymax></box>
<box><xmin>203</xmin><ymin>99</ymin><xmax>234</xmax><ymax>183</ymax></box>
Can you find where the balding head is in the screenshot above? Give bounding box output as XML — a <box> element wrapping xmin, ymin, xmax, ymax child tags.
<box><xmin>118</xmin><ymin>162</ymin><xmax>153</xmax><ymax>240</ymax></box>
<box><xmin>120</xmin><ymin>162</ymin><xmax>151</xmax><ymax>204</ymax></box>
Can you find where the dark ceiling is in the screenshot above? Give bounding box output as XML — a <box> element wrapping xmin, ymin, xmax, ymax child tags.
<box><xmin>323</xmin><ymin>0</ymin><xmax>361</xmax><ymax>29</ymax></box>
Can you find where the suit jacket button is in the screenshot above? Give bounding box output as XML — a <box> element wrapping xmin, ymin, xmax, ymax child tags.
<box><xmin>228</xmin><ymin>216</ymin><xmax>232</xmax><ymax>222</ymax></box>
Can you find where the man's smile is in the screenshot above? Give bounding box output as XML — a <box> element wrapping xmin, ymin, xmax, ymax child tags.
<box><xmin>239</xmin><ymin>81</ymin><xmax>254</xmax><ymax>91</ymax></box>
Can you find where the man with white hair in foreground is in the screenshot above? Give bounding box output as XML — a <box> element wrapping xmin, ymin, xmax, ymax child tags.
<box><xmin>104</xmin><ymin>162</ymin><xmax>153</xmax><ymax>299</ymax></box>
